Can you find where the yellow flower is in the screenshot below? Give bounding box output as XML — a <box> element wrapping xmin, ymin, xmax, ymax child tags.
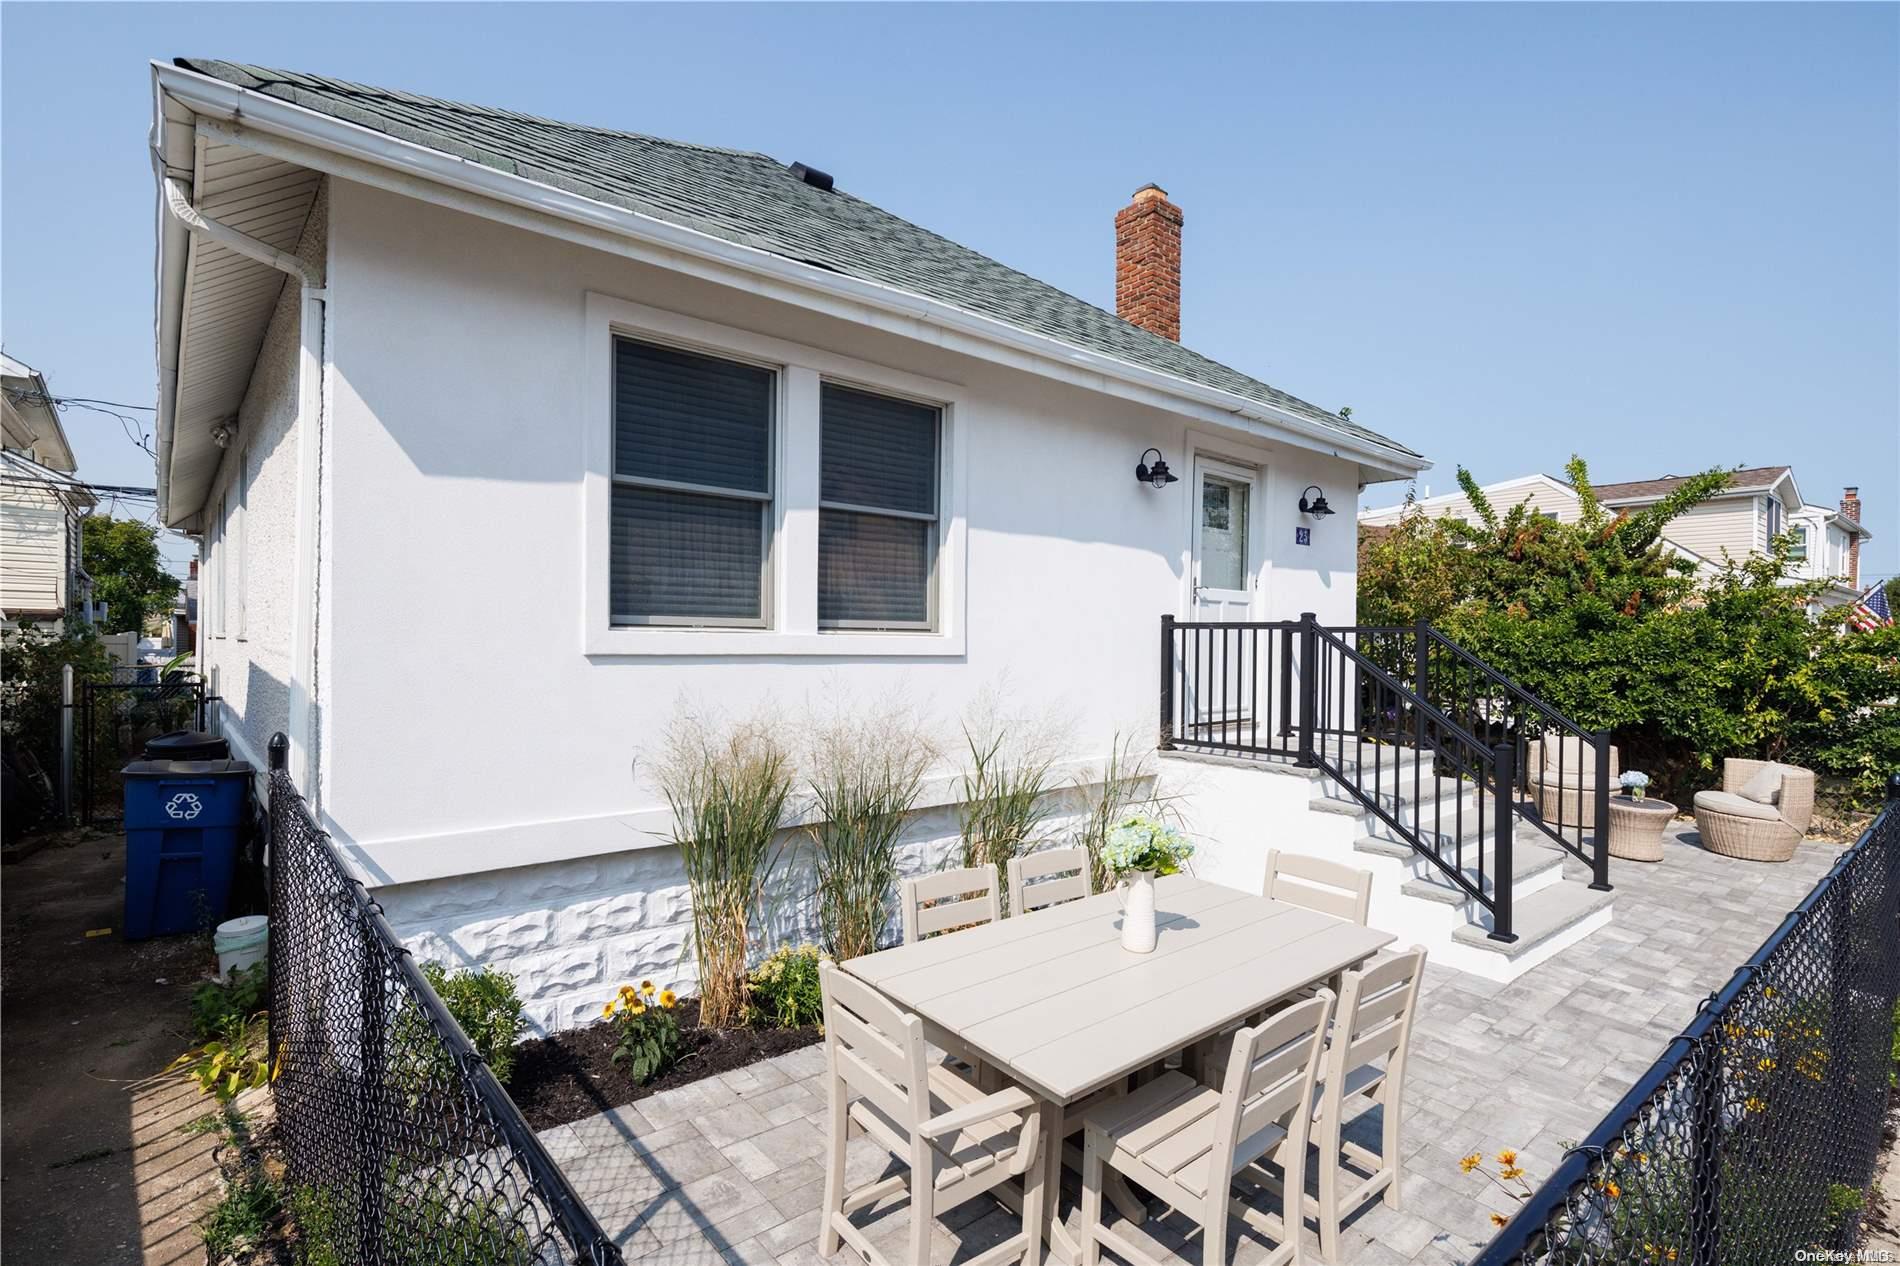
<box><xmin>1745</xmin><ymin>1095</ymin><xmax>1767</xmax><ymax>1113</ymax></box>
<box><xmin>1460</xmin><ymin>1153</ymin><xmax>1483</xmax><ymax>1173</ymax></box>
<box><xmin>1490</xmin><ymin>1213</ymin><xmax>1510</xmax><ymax>1228</ymax></box>
<box><xmin>1500</xmin><ymin>1165</ymin><xmax>1525</xmax><ymax>1181</ymax></box>
<box><xmin>1496</xmin><ymin>1149</ymin><xmax>1518</xmax><ymax>1167</ymax></box>
<box><xmin>659</xmin><ymin>989</ymin><xmax>678</xmax><ymax>1009</ymax></box>
<box><xmin>630</xmin><ymin>1002</ymin><xmax>647</xmax><ymax>1017</ymax></box>
<box><xmin>1757</xmin><ymin>1057</ymin><xmax>1776</xmax><ymax>1072</ymax></box>
<box><xmin>1764</xmin><ymin>986</ymin><xmax>1776</xmax><ymax>999</ymax></box>
<box><xmin>1636</xmin><ymin>1152</ymin><xmax>1649</xmax><ymax>1166</ymax></box>
<box><xmin>642</xmin><ymin>979</ymin><xmax>657</xmax><ymax>995</ymax></box>
<box><xmin>618</xmin><ymin>985</ymin><xmax>636</xmax><ymax>1000</ymax></box>
<box><xmin>1602</xmin><ymin>1181</ymin><xmax>1621</xmax><ymax>1200</ymax></box>
<box><xmin>603</xmin><ymin>1000</ymin><xmax>617</xmax><ymax>1017</ymax></box>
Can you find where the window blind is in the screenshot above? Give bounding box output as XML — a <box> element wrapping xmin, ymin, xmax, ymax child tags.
<box><xmin>819</xmin><ymin>384</ymin><xmax>939</xmax><ymax>628</ymax></box>
<box><xmin>612</xmin><ymin>338</ymin><xmax>773</xmax><ymax>624</ymax></box>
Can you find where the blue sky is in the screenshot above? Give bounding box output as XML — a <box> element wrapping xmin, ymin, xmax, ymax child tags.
<box><xmin>4</xmin><ymin>3</ymin><xmax>1896</xmax><ymax>580</ymax></box>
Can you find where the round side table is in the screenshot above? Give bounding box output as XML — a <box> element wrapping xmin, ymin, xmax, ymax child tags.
<box><xmin>1608</xmin><ymin>795</ymin><xmax>1676</xmax><ymax>862</ymax></box>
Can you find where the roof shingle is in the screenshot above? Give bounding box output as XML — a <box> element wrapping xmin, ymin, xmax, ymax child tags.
<box><xmin>176</xmin><ymin>58</ymin><xmax>1421</xmax><ymax>465</ymax></box>
<box><xmin>1594</xmin><ymin>465</ymin><xmax>1790</xmax><ymax>503</ymax></box>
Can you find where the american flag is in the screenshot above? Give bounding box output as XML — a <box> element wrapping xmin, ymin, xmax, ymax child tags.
<box><xmin>1849</xmin><ymin>582</ymin><xmax>1894</xmax><ymax>632</ymax></box>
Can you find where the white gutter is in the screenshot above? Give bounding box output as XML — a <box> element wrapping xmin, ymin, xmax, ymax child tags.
<box><xmin>152</xmin><ymin>61</ymin><xmax>1428</xmax><ymax>479</ymax></box>
<box><xmin>156</xmin><ymin>157</ymin><xmax>328</xmax><ymax>804</ymax></box>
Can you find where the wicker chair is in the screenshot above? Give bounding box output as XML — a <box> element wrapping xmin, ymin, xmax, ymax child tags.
<box><xmin>1526</xmin><ymin>736</ymin><xmax>1621</xmax><ymax>831</ymax></box>
<box><xmin>1693</xmin><ymin>759</ymin><xmax>1816</xmax><ymax>863</ymax></box>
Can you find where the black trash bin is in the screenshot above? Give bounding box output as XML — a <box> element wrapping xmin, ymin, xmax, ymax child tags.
<box><xmin>142</xmin><ymin>731</ymin><xmax>230</xmax><ymax>762</ymax></box>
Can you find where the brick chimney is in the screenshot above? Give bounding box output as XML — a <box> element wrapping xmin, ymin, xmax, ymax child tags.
<box><xmin>1115</xmin><ymin>184</ymin><xmax>1183</xmax><ymax>341</ymax></box>
<box><xmin>1841</xmin><ymin>486</ymin><xmax>1863</xmax><ymax>587</ymax></box>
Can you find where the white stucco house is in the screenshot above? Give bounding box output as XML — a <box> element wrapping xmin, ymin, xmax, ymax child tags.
<box><xmin>158</xmin><ymin>60</ymin><xmax>1658</xmax><ymax>1030</ymax></box>
<box><xmin>1362</xmin><ymin>466</ymin><xmax>1874</xmax><ymax>612</ymax></box>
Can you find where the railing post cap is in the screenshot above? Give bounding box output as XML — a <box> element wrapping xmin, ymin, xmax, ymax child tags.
<box><xmin>1886</xmin><ymin>770</ymin><xmax>1900</xmax><ymax>803</ymax></box>
<box><xmin>268</xmin><ymin>732</ymin><xmax>290</xmax><ymax>770</ymax></box>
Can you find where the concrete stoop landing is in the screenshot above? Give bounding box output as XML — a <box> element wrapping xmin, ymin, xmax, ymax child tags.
<box><xmin>1160</xmin><ymin>741</ymin><xmax>1615</xmax><ymax>982</ymax></box>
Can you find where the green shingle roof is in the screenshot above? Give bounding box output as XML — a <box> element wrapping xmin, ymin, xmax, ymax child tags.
<box><xmin>177</xmin><ymin>58</ymin><xmax>1420</xmax><ymax>465</ymax></box>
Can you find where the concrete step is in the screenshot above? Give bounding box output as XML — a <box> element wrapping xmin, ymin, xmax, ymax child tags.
<box><xmin>1396</xmin><ymin>838</ymin><xmax>1564</xmax><ymax>905</ymax></box>
<box><xmin>1452</xmin><ymin>880</ymin><xmax>1616</xmax><ymax>959</ymax></box>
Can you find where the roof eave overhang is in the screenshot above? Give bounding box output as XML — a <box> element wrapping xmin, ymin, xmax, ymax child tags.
<box><xmin>152</xmin><ymin>61</ymin><xmax>1428</xmax><ymax>483</ymax></box>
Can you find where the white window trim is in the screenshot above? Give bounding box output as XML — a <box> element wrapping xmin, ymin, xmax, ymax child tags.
<box><xmin>234</xmin><ymin>447</ymin><xmax>248</xmax><ymax>641</ymax></box>
<box><xmin>582</xmin><ymin>293</ymin><xmax>968</xmax><ymax>657</ymax></box>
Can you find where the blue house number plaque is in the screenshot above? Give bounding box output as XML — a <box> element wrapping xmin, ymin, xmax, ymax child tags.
<box><xmin>1295</xmin><ymin>526</ymin><xmax>1311</xmax><ymax>546</ymax></box>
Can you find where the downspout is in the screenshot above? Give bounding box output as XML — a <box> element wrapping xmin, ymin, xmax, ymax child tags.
<box><xmin>158</xmin><ymin>173</ymin><xmax>328</xmax><ymax>807</ymax></box>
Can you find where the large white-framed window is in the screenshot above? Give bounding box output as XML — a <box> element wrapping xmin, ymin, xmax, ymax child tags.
<box><xmin>609</xmin><ymin>336</ymin><xmax>776</xmax><ymax>627</ymax></box>
<box><xmin>818</xmin><ymin>382</ymin><xmax>941</xmax><ymax>631</ymax></box>
<box><xmin>583</xmin><ymin>293</ymin><xmax>967</xmax><ymax>657</ymax></box>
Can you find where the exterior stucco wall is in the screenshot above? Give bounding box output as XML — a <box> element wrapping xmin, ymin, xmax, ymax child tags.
<box><xmin>303</xmin><ymin>178</ymin><xmax>1367</xmax><ymax>1030</ymax></box>
<box><xmin>200</xmin><ymin>182</ymin><xmax>327</xmax><ymax>779</ymax></box>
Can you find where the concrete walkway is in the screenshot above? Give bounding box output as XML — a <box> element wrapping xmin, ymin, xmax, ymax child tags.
<box><xmin>544</xmin><ymin>824</ymin><xmax>1841</xmax><ymax>1264</ymax></box>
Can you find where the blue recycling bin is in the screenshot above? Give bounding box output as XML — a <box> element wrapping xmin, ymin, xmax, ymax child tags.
<box><xmin>122</xmin><ymin>758</ymin><xmax>252</xmax><ymax>939</ymax></box>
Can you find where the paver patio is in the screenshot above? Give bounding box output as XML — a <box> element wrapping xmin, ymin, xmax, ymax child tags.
<box><xmin>542</xmin><ymin>822</ymin><xmax>1840</xmax><ymax>1265</ymax></box>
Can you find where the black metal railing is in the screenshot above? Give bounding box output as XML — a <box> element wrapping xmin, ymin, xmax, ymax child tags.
<box><xmin>1475</xmin><ymin>778</ymin><xmax>1900</xmax><ymax>1265</ymax></box>
<box><xmin>1160</xmin><ymin>615</ymin><xmax>1519</xmax><ymax>941</ymax></box>
<box><xmin>267</xmin><ymin>734</ymin><xmax>624</xmax><ymax>1266</ymax></box>
<box><xmin>1415</xmin><ymin>627</ymin><xmax>1612</xmax><ymax>886</ymax></box>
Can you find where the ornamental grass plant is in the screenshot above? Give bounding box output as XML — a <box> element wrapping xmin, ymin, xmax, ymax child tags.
<box><xmin>805</xmin><ymin>701</ymin><xmax>933</xmax><ymax>960</ymax></box>
<box><xmin>658</xmin><ymin>705</ymin><xmax>794</xmax><ymax>1027</ymax></box>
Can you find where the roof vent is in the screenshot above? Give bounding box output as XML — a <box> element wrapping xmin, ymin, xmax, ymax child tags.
<box><xmin>789</xmin><ymin>162</ymin><xmax>834</xmax><ymax>192</ymax></box>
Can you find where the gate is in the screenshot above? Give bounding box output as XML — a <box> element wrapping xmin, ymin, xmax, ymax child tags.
<box><xmin>77</xmin><ymin>667</ymin><xmax>207</xmax><ymax>825</ymax></box>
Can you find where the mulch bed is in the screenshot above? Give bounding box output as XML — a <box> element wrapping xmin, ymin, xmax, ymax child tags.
<box><xmin>508</xmin><ymin>999</ymin><xmax>821</xmax><ymax>1132</ymax></box>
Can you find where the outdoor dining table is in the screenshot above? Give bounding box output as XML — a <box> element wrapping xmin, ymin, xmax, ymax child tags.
<box><xmin>843</xmin><ymin>872</ymin><xmax>1395</xmax><ymax>1264</ymax></box>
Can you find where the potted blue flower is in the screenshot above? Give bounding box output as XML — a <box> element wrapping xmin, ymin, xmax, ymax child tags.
<box><xmin>1618</xmin><ymin>770</ymin><xmax>1651</xmax><ymax>802</ymax></box>
<box><xmin>1100</xmin><ymin>815</ymin><xmax>1194</xmax><ymax>953</ymax></box>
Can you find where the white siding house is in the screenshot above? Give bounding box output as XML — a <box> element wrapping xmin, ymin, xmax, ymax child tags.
<box><xmin>152</xmin><ymin>60</ymin><xmax>1444</xmax><ymax>1028</ymax></box>
<box><xmin>2</xmin><ymin>355</ymin><xmax>93</xmax><ymax>625</ymax></box>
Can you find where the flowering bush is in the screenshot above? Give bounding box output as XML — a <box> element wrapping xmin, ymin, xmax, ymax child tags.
<box><xmin>1099</xmin><ymin>815</ymin><xmax>1193</xmax><ymax>881</ymax></box>
<box><xmin>605</xmin><ymin>980</ymin><xmax>681</xmax><ymax>1085</ymax></box>
<box><xmin>747</xmin><ymin>944</ymin><xmax>824</xmax><ymax>1030</ymax></box>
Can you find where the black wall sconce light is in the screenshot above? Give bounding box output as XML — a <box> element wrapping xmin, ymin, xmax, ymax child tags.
<box><xmin>1136</xmin><ymin>448</ymin><xmax>1179</xmax><ymax>489</ymax></box>
<box><xmin>1298</xmin><ymin>485</ymin><xmax>1336</xmax><ymax>518</ymax></box>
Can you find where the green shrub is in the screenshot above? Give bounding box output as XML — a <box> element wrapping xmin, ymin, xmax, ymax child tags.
<box><xmin>748</xmin><ymin>945</ymin><xmax>823</xmax><ymax>1029</ymax></box>
<box><xmin>1360</xmin><ymin>458</ymin><xmax>1900</xmax><ymax>807</ymax></box>
<box><xmin>191</xmin><ymin>963</ymin><xmax>269</xmax><ymax>1041</ymax></box>
<box><xmin>419</xmin><ymin>962</ymin><xmax>525</xmax><ymax>1086</ymax></box>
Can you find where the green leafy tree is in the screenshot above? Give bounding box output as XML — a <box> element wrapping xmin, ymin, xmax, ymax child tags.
<box><xmin>1359</xmin><ymin>458</ymin><xmax>1900</xmax><ymax>804</ymax></box>
<box><xmin>81</xmin><ymin>516</ymin><xmax>178</xmax><ymax>634</ymax></box>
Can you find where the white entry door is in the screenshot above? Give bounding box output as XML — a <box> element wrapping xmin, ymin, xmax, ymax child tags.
<box><xmin>1192</xmin><ymin>456</ymin><xmax>1258</xmax><ymax>620</ymax></box>
<box><xmin>1185</xmin><ymin>457</ymin><xmax>1261</xmax><ymax>745</ymax></box>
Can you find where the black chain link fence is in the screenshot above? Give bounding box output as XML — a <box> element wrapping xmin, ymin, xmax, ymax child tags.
<box><xmin>1477</xmin><ymin>780</ymin><xmax>1900</xmax><ymax>1266</ymax></box>
<box><xmin>268</xmin><ymin>738</ymin><xmax>624</xmax><ymax>1265</ymax></box>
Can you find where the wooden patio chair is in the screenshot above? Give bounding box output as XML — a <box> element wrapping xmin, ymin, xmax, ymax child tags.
<box><xmin>1007</xmin><ymin>847</ymin><xmax>1093</xmax><ymax>916</ymax></box>
<box><xmin>1304</xmin><ymin>945</ymin><xmax>1428</xmax><ymax>1263</ymax></box>
<box><xmin>817</xmin><ymin>961</ymin><xmax>1046</xmax><ymax>1266</ymax></box>
<box><xmin>1077</xmin><ymin>991</ymin><xmax>1336</xmax><ymax>1266</ymax></box>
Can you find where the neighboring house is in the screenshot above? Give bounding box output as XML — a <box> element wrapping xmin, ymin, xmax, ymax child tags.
<box><xmin>1361</xmin><ymin>465</ymin><xmax>1872</xmax><ymax>611</ymax></box>
<box><xmin>2</xmin><ymin>354</ymin><xmax>95</xmax><ymax>626</ymax></box>
<box><xmin>149</xmin><ymin>59</ymin><xmax>1443</xmax><ymax>1028</ymax></box>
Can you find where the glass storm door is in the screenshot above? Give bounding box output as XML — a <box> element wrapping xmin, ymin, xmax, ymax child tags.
<box><xmin>1186</xmin><ymin>457</ymin><xmax>1260</xmax><ymax>743</ymax></box>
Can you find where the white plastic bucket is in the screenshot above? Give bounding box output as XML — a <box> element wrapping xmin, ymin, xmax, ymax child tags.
<box><xmin>214</xmin><ymin>915</ymin><xmax>269</xmax><ymax>978</ymax></box>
